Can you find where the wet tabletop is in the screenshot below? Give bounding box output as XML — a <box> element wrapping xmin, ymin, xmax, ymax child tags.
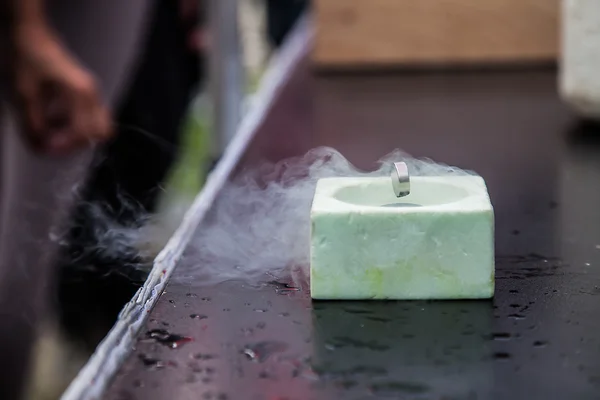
<box><xmin>106</xmin><ymin>65</ymin><xmax>600</xmax><ymax>400</ymax></box>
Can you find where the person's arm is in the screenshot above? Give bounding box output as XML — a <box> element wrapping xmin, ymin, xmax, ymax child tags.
<box><xmin>1</xmin><ymin>0</ymin><xmax>46</xmax><ymax>77</ymax></box>
<box><xmin>1</xmin><ymin>0</ymin><xmax>113</xmax><ymax>155</ymax></box>
<box><xmin>7</xmin><ymin>0</ymin><xmax>45</xmax><ymax>24</ymax></box>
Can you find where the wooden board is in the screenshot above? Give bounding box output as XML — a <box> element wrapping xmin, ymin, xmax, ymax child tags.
<box><xmin>313</xmin><ymin>0</ymin><xmax>559</xmax><ymax>68</ymax></box>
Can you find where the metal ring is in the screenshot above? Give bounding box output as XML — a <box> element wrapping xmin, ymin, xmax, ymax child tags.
<box><xmin>391</xmin><ymin>162</ymin><xmax>410</xmax><ymax>197</ymax></box>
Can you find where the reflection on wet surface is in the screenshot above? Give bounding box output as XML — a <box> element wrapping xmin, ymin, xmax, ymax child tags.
<box><xmin>104</xmin><ymin>211</ymin><xmax>600</xmax><ymax>400</ymax></box>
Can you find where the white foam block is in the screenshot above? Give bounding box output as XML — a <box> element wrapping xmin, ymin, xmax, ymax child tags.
<box><xmin>310</xmin><ymin>176</ymin><xmax>495</xmax><ymax>300</ymax></box>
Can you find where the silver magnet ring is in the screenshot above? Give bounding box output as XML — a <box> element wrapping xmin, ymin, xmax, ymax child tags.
<box><xmin>391</xmin><ymin>162</ymin><xmax>410</xmax><ymax>198</ymax></box>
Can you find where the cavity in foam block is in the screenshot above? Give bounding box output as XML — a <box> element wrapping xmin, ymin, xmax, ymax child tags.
<box><xmin>310</xmin><ymin>176</ymin><xmax>494</xmax><ymax>300</ymax></box>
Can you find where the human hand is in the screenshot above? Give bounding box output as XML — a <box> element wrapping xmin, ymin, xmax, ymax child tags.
<box><xmin>8</xmin><ymin>25</ymin><xmax>112</xmax><ymax>155</ymax></box>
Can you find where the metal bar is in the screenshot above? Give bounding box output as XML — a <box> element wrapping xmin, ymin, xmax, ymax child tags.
<box><xmin>208</xmin><ymin>0</ymin><xmax>245</xmax><ymax>158</ymax></box>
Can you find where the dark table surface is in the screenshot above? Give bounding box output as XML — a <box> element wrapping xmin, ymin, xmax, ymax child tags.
<box><xmin>105</xmin><ymin>58</ymin><xmax>600</xmax><ymax>399</ymax></box>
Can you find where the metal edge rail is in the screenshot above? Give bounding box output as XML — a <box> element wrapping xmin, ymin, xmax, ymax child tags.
<box><xmin>61</xmin><ymin>14</ymin><xmax>312</xmax><ymax>400</ymax></box>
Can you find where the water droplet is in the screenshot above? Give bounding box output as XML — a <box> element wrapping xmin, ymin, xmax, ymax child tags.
<box><xmin>190</xmin><ymin>314</ymin><xmax>208</xmax><ymax>320</ymax></box>
<box><xmin>509</xmin><ymin>289</ymin><xmax>519</xmax><ymax>294</ymax></box>
<box><xmin>258</xmin><ymin>371</ymin><xmax>272</xmax><ymax>379</ymax></box>
<box><xmin>533</xmin><ymin>340</ymin><xmax>548</xmax><ymax>347</ymax></box>
<box><xmin>201</xmin><ymin>297</ymin><xmax>211</xmax><ymax>302</ymax></box>
<box><xmin>266</xmin><ymin>280</ymin><xmax>300</xmax><ymax>295</ymax></box>
<box><xmin>186</xmin><ymin>293</ymin><xmax>198</xmax><ymax>298</ymax></box>
<box><xmin>278</xmin><ymin>312</ymin><xmax>290</xmax><ymax>317</ymax></box>
<box><xmin>492</xmin><ymin>332</ymin><xmax>512</xmax><ymax>341</ymax></box>
<box><xmin>369</xmin><ymin>381</ymin><xmax>430</xmax><ymax>395</ymax></box>
<box><xmin>327</xmin><ymin>336</ymin><xmax>390</xmax><ymax>351</ymax></box>
<box><xmin>336</xmin><ymin>380</ymin><xmax>358</xmax><ymax>390</ymax></box>
<box><xmin>188</xmin><ymin>361</ymin><xmax>203</xmax><ymax>373</ymax></box>
<box><xmin>138</xmin><ymin>354</ymin><xmax>165</xmax><ymax>369</ymax></box>
<box><xmin>146</xmin><ymin>329</ymin><xmax>193</xmax><ymax>349</ymax></box>
<box><xmin>312</xmin><ymin>365</ymin><xmax>386</xmax><ymax>381</ymax></box>
<box><xmin>343</xmin><ymin>307</ymin><xmax>372</xmax><ymax>315</ymax></box>
<box><xmin>254</xmin><ymin>308</ymin><xmax>267</xmax><ymax>313</ymax></box>
<box><xmin>168</xmin><ymin>300</ymin><xmax>175</xmax><ymax>304</ymax></box>
<box><xmin>508</xmin><ymin>314</ymin><xmax>526</xmax><ymax>320</ymax></box>
<box><xmin>510</xmin><ymin>304</ymin><xmax>521</xmax><ymax>308</ymax></box>
<box><xmin>243</xmin><ymin>341</ymin><xmax>288</xmax><ymax>362</ymax></box>
<box><xmin>366</xmin><ymin>316</ymin><xmax>392</xmax><ymax>323</ymax></box>
<box><xmin>193</xmin><ymin>353</ymin><xmax>216</xmax><ymax>360</ymax></box>
<box><xmin>493</xmin><ymin>352</ymin><xmax>511</xmax><ymax>360</ymax></box>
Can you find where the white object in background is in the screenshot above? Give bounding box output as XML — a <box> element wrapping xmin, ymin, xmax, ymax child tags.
<box><xmin>310</xmin><ymin>176</ymin><xmax>495</xmax><ymax>300</ymax></box>
<box><xmin>209</xmin><ymin>0</ymin><xmax>245</xmax><ymax>157</ymax></box>
<box><xmin>560</xmin><ymin>0</ymin><xmax>600</xmax><ymax>119</ymax></box>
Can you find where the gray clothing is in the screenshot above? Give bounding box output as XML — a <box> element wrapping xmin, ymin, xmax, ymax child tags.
<box><xmin>0</xmin><ymin>1</ymin><xmax>151</xmax><ymax>398</ymax></box>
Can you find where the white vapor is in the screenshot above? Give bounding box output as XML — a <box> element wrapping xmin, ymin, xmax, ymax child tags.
<box><xmin>174</xmin><ymin>146</ymin><xmax>474</xmax><ymax>287</ymax></box>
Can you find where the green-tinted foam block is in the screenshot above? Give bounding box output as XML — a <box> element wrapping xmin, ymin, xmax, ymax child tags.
<box><xmin>310</xmin><ymin>176</ymin><xmax>494</xmax><ymax>300</ymax></box>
